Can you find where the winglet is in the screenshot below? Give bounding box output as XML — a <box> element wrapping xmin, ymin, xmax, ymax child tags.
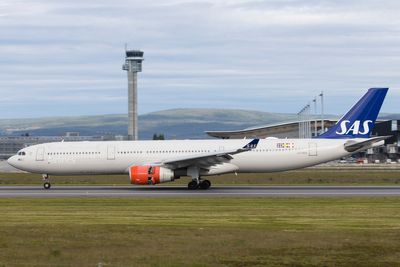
<box><xmin>243</xmin><ymin>139</ymin><xmax>259</xmax><ymax>149</ymax></box>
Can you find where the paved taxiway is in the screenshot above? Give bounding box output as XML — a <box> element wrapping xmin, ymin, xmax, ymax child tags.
<box><xmin>1</xmin><ymin>185</ymin><xmax>400</xmax><ymax>197</ymax></box>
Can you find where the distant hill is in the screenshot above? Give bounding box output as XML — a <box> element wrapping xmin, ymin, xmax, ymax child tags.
<box><xmin>0</xmin><ymin>114</ymin><xmax>128</xmax><ymax>137</ymax></box>
<box><xmin>0</xmin><ymin>109</ymin><xmax>398</xmax><ymax>139</ymax></box>
<box><xmin>139</xmin><ymin>109</ymin><xmax>301</xmax><ymax>139</ymax></box>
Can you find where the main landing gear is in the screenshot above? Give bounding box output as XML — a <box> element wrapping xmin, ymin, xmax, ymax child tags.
<box><xmin>187</xmin><ymin>166</ymin><xmax>211</xmax><ymax>190</ymax></box>
<box><xmin>199</xmin><ymin>179</ymin><xmax>211</xmax><ymax>190</ymax></box>
<box><xmin>187</xmin><ymin>179</ymin><xmax>211</xmax><ymax>190</ymax></box>
<box><xmin>42</xmin><ymin>174</ymin><xmax>51</xmax><ymax>189</ymax></box>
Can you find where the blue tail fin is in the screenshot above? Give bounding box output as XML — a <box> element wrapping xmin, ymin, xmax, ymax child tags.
<box><xmin>318</xmin><ymin>88</ymin><xmax>388</xmax><ymax>139</ymax></box>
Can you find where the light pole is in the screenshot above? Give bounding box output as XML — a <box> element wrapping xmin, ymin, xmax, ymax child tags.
<box><xmin>319</xmin><ymin>91</ymin><xmax>324</xmax><ymax>133</ymax></box>
<box><xmin>313</xmin><ymin>97</ymin><xmax>317</xmax><ymax>137</ymax></box>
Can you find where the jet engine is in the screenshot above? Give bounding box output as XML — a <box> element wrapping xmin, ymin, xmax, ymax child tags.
<box><xmin>129</xmin><ymin>165</ymin><xmax>175</xmax><ymax>185</ymax></box>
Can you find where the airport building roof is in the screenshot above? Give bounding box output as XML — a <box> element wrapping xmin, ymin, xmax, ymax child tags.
<box><xmin>205</xmin><ymin>119</ymin><xmax>337</xmax><ymax>139</ymax></box>
<box><xmin>205</xmin><ymin>119</ymin><xmax>398</xmax><ymax>141</ymax></box>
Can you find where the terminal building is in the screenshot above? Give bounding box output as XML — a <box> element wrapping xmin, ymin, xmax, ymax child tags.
<box><xmin>365</xmin><ymin>120</ymin><xmax>400</xmax><ymax>163</ymax></box>
<box><xmin>0</xmin><ymin>132</ymin><xmax>130</xmax><ymax>159</ymax></box>
<box><xmin>0</xmin><ymin>135</ymin><xmax>105</xmax><ymax>160</ymax></box>
<box><xmin>206</xmin><ymin>119</ymin><xmax>400</xmax><ymax>163</ymax></box>
<box><xmin>206</xmin><ymin>119</ymin><xmax>337</xmax><ymax>139</ymax></box>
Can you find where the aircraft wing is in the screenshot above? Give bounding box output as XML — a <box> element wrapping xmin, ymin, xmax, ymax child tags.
<box><xmin>151</xmin><ymin>139</ymin><xmax>259</xmax><ymax>170</ymax></box>
<box><xmin>344</xmin><ymin>136</ymin><xmax>391</xmax><ymax>152</ymax></box>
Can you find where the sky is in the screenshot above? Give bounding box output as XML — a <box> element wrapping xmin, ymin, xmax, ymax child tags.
<box><xmin>0</xmin><ymin>0</ymin><xmax>399</xmax><ymax>118</ymax></box>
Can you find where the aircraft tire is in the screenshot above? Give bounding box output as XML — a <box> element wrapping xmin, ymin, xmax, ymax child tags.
<box><xmin>199</xmin><ymin>180</ymin><xmax>211</xmax><ymax>190</ymax></box>
<box><xmin>188</xmin><ymin>180</ymin><xmax>199</xmax><ymax>190</ymax></box>
<box><xmin>43</xmin><ymin>182</ymin><xmax>51</xmax><ymax>190</ymax></box>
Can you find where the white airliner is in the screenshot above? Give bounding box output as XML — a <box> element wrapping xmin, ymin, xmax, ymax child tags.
<box><xmin>7</xmin><ymin>88</ymin><xmax>389</xmax><ymax>190</ymax></box>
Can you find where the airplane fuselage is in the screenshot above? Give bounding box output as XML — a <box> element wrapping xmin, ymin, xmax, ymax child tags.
<box><xmin>9</xmin><ymin>138</ymin><xmax>352</xmax><ymax>176</ymax></box>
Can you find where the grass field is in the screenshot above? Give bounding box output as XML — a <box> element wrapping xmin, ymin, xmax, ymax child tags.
<box><xmin>0</xmin><ymin>197</ymin><xmax>400</xmax><ymax>266</ymax></box>
<box><xmin>1</xmin><ymin>169</ymin><xmax>400</xmax><ymax>186</ymax></box>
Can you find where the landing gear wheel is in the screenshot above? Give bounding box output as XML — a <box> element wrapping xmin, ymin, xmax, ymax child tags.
<box><xmin>199</xmin><ymin>180</ymin><xmax>211</xmax><ymax>190</ymax></box>
<box><xmin>42</xmin><ymin>174</ymin><xmax>51</xmax><ymax>190</ymax></box>
<box><xmin>43</xmin><ymin>182</ymin><xmax>51</xmax><ymax>190</ymax></box>
<box><xmin>188</xmin><ymin>180</ymin><xmax>199</xmax><ymax>190</ymax></box>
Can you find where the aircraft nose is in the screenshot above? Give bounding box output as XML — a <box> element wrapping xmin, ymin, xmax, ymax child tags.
<box><xmin>7</xmin><ymin>155</ymin><xmax>18</xmax><ymax>168</ymax></box>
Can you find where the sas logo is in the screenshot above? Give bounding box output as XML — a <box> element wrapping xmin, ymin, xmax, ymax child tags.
<box><xmin>335</xmin><ymin>120</ymin><xmax>372</xmax><ymax>135</ymax></box>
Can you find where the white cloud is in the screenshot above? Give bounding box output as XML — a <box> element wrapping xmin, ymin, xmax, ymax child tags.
<box><xmin>0</xmin><ymin>0</ymin><xmax>399</xmax><ymax>118</ymax></box>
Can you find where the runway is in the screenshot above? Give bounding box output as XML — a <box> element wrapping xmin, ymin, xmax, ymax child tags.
<box><xmin>1</xmin><ymin>185</ymin><xmax>400</xmax><ymax>198</ymax></box>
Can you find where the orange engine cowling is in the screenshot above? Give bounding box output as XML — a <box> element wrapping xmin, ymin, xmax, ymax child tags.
<box><xmin>129</xmin><ymin>165</ymin><xmax>175</xmax><ymax>185</ymax></box>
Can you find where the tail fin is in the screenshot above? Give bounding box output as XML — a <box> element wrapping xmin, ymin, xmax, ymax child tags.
<box><xmin>318</xmin><ymin>88</ymin><xmax>388</xmax><ymax>139</ymax></box>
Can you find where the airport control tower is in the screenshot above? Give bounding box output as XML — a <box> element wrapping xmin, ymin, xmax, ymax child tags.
<box><xmin>122</xmin><ymin>49</ymin><xmax>144</xmax><ymax>140</ymax></box>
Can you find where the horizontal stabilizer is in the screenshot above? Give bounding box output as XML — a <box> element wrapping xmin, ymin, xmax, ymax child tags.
<box><xmin>344</xmin><ymin>136</ymin><xmax>391</xmax><ymax>152</ymax></box>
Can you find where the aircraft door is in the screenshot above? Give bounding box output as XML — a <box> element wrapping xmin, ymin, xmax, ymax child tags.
<box><xmin>36</xmin><ymin>147</ymin><xmax>45</xmax><ymax>161</ymax></box>
<box><xmin>107</xmin><ymin>145</ymin><xmax>116</xmax><ymax>160</ymax></box>
<box><xmin>308</xmin><ymin>143</ymin><xmax>317</xmax><ymax>156</ymax></box>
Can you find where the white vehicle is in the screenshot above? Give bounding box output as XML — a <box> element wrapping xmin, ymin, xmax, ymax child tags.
<box><xmin>8</xmin><ymin>88</ymin><xmax>389</xmax><ymax>190</ymax></box>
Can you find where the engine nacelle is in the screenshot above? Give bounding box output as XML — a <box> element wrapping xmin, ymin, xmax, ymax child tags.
<box><xmin>129</xmin><ymin>165</ymin><xmax>175</xmax><ymax>185</ymax></box>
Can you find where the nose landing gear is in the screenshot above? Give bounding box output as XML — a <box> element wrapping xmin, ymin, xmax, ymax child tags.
<box><xmin>42</xmin><ymin>174</ymin><xmax>51</xmax><ymax>189</ymax></box>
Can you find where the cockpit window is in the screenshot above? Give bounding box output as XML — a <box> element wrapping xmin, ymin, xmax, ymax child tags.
<box><xmin>17</xmin><ymin>151</ymin><xmax>26</xmax><ymax>156</ymax></box>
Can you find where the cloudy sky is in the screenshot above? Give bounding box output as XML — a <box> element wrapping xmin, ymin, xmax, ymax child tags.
<box><xmin>0</xmin><ymin>0</ymin><xmax>399</xmax><ymax>118</ymax></box>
